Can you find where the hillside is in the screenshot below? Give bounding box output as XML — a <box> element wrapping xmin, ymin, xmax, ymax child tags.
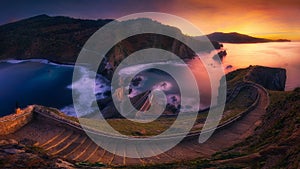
<box><xmin>127</xmin><ymin>68</ymin><xmax>299</xmax><ymax>169</ymax></box>
<box><xmin>0</xmin><ymin>15</ymin><xmax>113</xmax><ymax>63</ymax></box>
<box><xmin>195</xmin><ymin>32</ymin><xmax>291</xmax><ymax>43</ymax></box>
<box><xmin>0</xmin><ymin>15</ymin><xmax>223</xmax><ymax>65</ymax></box>
<box><xmin>203</xmin><ymin>88</ymin><xmax>300</xmax><ymax>169</ymax></box>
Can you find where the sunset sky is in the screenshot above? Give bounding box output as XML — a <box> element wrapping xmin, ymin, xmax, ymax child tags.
<box><xmin>1</xmin><ymin>0</ymin><xmax>300</xmax><ymax>40</ymax></box>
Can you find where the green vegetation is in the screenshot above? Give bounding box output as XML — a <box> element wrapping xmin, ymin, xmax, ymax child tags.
<box><xmin>76</xmin><ymin>85</ymin><xmax>256</xmax><ymax>137</ymax></box>
<box><xmin>197</xmin><ymin>87</ymin><xmax>300</xmax><ymax>169</ymax></box>
<box><xmin>45</xmin><ymin>107</ymin><xmax>79</xmax><ymax>122</ymax></box>
<box><xmin>212</xmin><ymin>152</ymin><xmax>246</xmax><ymax>160</ymax></box>
<box><xmin>0</xmin><ymin>15</ymin><xmax>112</xmax><ymax>62</ymax></box>
<box><xmin>225</xmin><ymin>68</ymin><xmax>248</xmax><ymax>91</ymax></box>
<box><xmin>221</xmin><ymin>86</ymin><xmax>257</xmax><ymax>123</ymax></box>
<box><xmin>75</xmin><ymin>161</ymin><xmax>105</xmax><ymax>168</ymax></box>
<box><xmin>44</xmin><ymin>67</ymin><xmax>257</xmax><ymax>137</ymax></box>
<box><xmin>115</xmin><ymin>159</ymin><xmax>215</xmax><ymax>169</ymax></box>
<box><xmin>79</xmin><ymin>117</ymin><xmax>175</xmax><ymax>136</ymax></box>
<box><xmin>26</xmin><ymin>145</ymin><xmax>47</xmax><ymax>154</ymax></box>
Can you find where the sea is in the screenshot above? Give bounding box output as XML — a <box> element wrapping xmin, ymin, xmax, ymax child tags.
<box><xmin>0</xmin><ymin>42</ymin><xmax>299</xmax><ymax>117</ymax></box>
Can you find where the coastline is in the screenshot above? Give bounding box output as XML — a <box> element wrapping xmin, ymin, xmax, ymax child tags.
<box><xmin>0</xmin><ymin>58</ymin><xmax>75</xmax><ymax>67</ymax></box>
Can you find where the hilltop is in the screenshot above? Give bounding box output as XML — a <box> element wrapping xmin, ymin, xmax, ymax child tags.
<box><xmin>0</xmin><ymin>14</ymin><xmax>222</xmax><ymax>65</ymax></box>
<box><xmin>0</xmin><ymin>15</ymin><xmax>112</xmax><ymax>63</ymax></box>
<box><xmin>195</xmin><ymin>32</ymin><xmax>291</xmax><ymax>43</ymax></box>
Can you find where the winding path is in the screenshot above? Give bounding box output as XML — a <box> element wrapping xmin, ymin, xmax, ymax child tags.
<box><xmin>8</xmin><ymin>83</ymin><xmax>269</xmax><ymax>166</ymax></box>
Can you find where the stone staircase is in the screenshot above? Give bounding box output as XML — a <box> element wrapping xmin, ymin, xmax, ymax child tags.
<box><xmin>8</xmin><ymin>83</ymin><xmax>269</xmax><ymax>167</ymax></box>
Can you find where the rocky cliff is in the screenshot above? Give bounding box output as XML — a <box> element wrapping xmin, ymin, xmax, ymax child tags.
<box><xmin>0</xmin><ymin>15</ymin><xmax>222</xmax><ymax>65</ymax></box>
<box><xmin>245</xmin><ymin>65</ymin><xmax>287</xmax><ymax>91</ymax></box>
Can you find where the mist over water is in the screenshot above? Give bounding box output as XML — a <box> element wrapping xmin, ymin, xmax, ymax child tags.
<box><xmin>222</xmin><ymin>42</ymin><xmax>300</xmax><ymax>91</ymax></box>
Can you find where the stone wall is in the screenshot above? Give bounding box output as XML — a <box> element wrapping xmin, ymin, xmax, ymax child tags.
<box><xmin>0</xmin><ymin>106</ymin><xmax>33</xmax><ymax>135</ymax></box>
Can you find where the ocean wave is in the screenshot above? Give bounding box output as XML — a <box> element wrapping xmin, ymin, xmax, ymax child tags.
<box><xmin>60</xmin><ymin>105</ymin><xmax>77</xmax><ymax>117</ymax></box>
<box><xmin>0</xmin><ymin>59</ymin><xmax>74</xmax><ymax>67</ymax></box>
<box><xmin>68</xmin><ymin>66</ymin><xmax>111</xmax><ymax>117</ymax></box>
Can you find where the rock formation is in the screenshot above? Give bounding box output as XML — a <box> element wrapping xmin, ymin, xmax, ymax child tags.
<box><xmin>245</xmin><ymin>66</ymin><xmax>287</xmax><ymax>91</ymax></box>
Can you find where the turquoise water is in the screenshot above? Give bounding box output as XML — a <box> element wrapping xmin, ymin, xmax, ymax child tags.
<box><xmin>0</xmin><ymin>60</ymin><xmax>110</xmax><ymax>117</ymax></box>
<box><xmin>0</xmin><ymin>61</ymin><xmax>75</xmax><ymax>116</ymax></box>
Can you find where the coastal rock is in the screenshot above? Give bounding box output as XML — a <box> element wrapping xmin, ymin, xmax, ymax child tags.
<box><xmin>225</xmin><ymin>65</ymin><xmax>233</xmax><ymax>69</ymax></box>
<box><xmin>55</xmin><ymin>159</ymin><xmax>75</xmax><ymax>169</ymax></box>
<box><xmin>0</xmin><ymin>138</ymin><xmax>79</xmax><ymax>168</ymax></box>
<box><xmin>245</xmin><ymin>66</ymin><xmax>286</xmax><ymax>91</ymax></box>
<box><xmin>213</xmin><ymin>50</ymin><xmax>227</xmax><ymax>62</ymax></box>
<box><xmin>3</xmin><ymin>148</ymin><xmax>25</xmax><ymax>154</ymax></box>
<box><xmin>0</xmin><ymin>139</ymin><xmax>18</xmax><ymax>146</ymax></box>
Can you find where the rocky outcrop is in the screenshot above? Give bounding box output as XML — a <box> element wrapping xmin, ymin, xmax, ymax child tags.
<box><xmin>0</xmin><ymin>106</ymin><xmax>33</xmax><ymax>135</ymax></box>
<box><xmin>212</xmin><ymin>50</ymin><xmax>227</xmax><ymax>62</ymax></box>
<box><xmin>245</xmin><ymin>66</ymin><xmax>287</xmax><ymax>91</ymax></box>
<box><xmin>0</xmin><ymin>139</ymin><xmax>78</xmax><ymax>169</ymax></box>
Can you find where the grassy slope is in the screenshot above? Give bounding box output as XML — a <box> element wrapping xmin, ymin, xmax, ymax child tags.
<box><xmin>131</xmin><ymin>88</ymin><xmax>299</xmax><ymax>169</ymax></box>
<box><xmin>41</xmin><ymin>67</ymin><xmax>255</xmax><ymax>137</ymax></box>
<box><xmin>76</xmin><ymin>85</ymin><xmax>256</xmax><ymax>137</ymax></box>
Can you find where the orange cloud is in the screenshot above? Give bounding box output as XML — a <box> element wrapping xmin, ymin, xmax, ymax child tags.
<box><xmin>153</xmin><ymin>0</ymin><xmax>300</xmax><ymax>40</ymax></box>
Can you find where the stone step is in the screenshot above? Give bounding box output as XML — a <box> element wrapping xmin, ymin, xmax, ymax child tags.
<box><xmin>43</xmin><ymin>131</ymin><xmax>74</xmax><ymax>151</ymax></box>
<box><xmin>66</xmin><ymin>138</ymin><xmax>93</xmax><ymax>160</ymax></box>
<box><xmin>123</xmin><ymin>144</ymin><xmax>145</xmax><ymax>165</ymax></box>
<box><xmin>110</xmin><ymin>154</ymin><xmax>124</xmax><ymax>166</ymax></box>
<box><xmin>50</xmin><ymin>134</ymin><xmax>81</xmax><ymax>155</ymax></box>
<box><xmin>149</xmin><ymin>143</ymin><xmax>176</xmax><ymax>163</ymax></box>
<box><xmin>60</xmin><ymin>136</ymin><xmax>87</xmax><ymax>157</ymax></box>
<box><xmin>98</xmin><ymin>150</ymin><xmax>115</xmax><ymax>165</ymax></box>
<box><xmin>35</xmin><ymin>128</ymin><xmax>66</xmax><ymax>147</ymax></box>
<box><xmin>77</xmin><ymin>143</ymin><xmax>102</xmax><ymax>162</ymax></box>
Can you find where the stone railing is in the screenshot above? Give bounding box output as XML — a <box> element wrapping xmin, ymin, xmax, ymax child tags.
<box><xmin>33</xmin><ymin>105</ymin><xmax>84</xmax><ymax>132</ymax></box>
<box><xmin>0</xmin><ymin>80</ymin><xmax>269</xmax><ymax>141</ymax></box>
<box><xmin>0</xmin><ymin>106</ymin><xmax>34</xmax><ymax>135</ymax></box>
<box><xmin>185</xmin><ymin>78</ymin><xmax>270</xmax><ymax>139</ymax></box>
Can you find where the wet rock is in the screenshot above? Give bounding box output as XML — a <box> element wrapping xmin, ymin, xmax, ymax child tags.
<box><xmin>55</xmin><ymin>158</ymin><xmax>75</xmax><ymax>169</ymax></box>
<box><xmin>226</xmin><ymin>65</ymin><xmax>233</xmax><ymax>69</ymax></box>
<box><xmin>213</xmin><ymin>50</ymin><xmax>227</xmax><ymax>62</ymax></box>
<box><xmin>19</xmin><ymin>138</ymin><xmax>36</xmax><ymax>146</ymax></box>
<box><xmin>3</xmin><ymin>148</ymin><xmax>25</xmax><ymax>154</ymax></box>
<box><xmin>0</xmin><ymin>139</ymin><xmax>18</xmax><ymax>146</ymax></box>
